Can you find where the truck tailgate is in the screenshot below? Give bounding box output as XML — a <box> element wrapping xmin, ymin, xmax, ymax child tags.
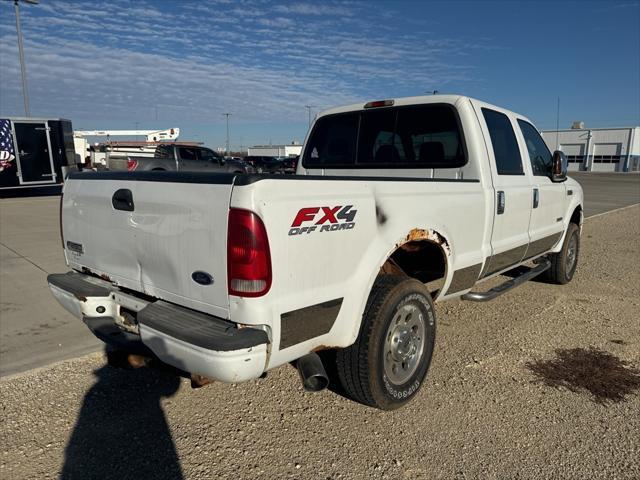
<box><xmin>62</xmin><ymin>172</ymin><xmax>234</xmax><ymax>317</ymax></box>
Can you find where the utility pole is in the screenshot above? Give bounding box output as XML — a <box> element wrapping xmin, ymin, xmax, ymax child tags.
<box><xmin>305</xmin><ymin>105</ymin><xmax>314</xmax><ymax>128</ymax></box>
<box><xmin>11</xmin><ymin>0</ymin><xmax>38</xmax><ymax>117</ymax></box>
<box><xmin>223</xmin><ymin>113</ymin><xmax>231</xmax><ymax>157</ymax></box>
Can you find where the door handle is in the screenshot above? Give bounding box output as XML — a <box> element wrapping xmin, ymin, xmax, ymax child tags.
<box><xmin>112</xmin><ymin>189</ymin><xmax>135</xmax><ymax>211</ymax></box>
<box><xmin>533</xmin><ymin>188</ymin><xmax>539</xmax><ymax>208</ymax></box>
<box><xmin>497</xmin><ymin>191</ymin><xmax>505</xmax><ymax>215</ymax></box>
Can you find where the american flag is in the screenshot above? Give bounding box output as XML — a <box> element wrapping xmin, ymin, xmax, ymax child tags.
<box><xmin>0</xmin><ymin>119</ymin><xmax>16</xmax><ymax>172</ymax></box>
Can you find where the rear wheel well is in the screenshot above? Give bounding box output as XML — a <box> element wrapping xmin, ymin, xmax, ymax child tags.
<box><xmin>380</xmin><ymin>240</ymin><xmax>447</xmax><ymax>298</ymax></box>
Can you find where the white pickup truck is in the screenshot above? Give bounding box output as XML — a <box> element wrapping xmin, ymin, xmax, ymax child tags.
<box><xmin>48</xmin><ymin>95</ymin><xmax>583</xmax><ymax>410</ymax></box>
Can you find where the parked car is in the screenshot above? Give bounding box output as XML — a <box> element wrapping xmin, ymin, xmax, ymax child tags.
<box><xmin>48</xmin><ymin>95</ymin><xmax>582</xmax><ymax>410</ymax></box>
<box><xmin>110</xmin><ymin>144</ymin><xmax>254</xmax><ymax>174</ymax></box>
<box><xmin>278</xmin><ymin>155</ymin><xmax>298</xmax><ymax>174</ymax></box>
<box><xmin>243</xmin><ymin>155</ymin><xmax>282</xmax><ymax>173</ymax></box>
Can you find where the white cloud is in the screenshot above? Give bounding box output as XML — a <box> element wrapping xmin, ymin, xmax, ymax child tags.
<box><xmin>0</xmin><ymin>0</ymin><xmax>487</xmax><ymax>130</ymax></box>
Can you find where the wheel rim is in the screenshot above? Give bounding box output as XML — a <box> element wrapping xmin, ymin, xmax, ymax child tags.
<box><xmin>383</xmin><ymin>303</ymin><xmax>426</xmax><ymax>385</ymax></box>
<box><xmin>566</xmin><ymin>233</ymin><xmax>578</xmax><ymax>273</ymax></box>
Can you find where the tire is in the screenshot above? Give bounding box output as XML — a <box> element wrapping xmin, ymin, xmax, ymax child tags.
<box><xmin>545</xmin><ymin>223</ymin><xmax>580</xmax><ymax>284</ymax></box>
<box><xmin>336</xmin><ymin>275</ymin><xmax>436</xmax><ymax>410</ymax></box>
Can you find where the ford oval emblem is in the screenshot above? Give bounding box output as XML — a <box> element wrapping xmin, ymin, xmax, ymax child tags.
<box><xmin>191</xmin><ymin>271</ymin><xmax>214</xmax><ymax>286</ymax></box>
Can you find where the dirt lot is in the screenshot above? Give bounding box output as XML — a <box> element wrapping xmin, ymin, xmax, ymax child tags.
<box><xmin>1</xmin><ymin>206</ymin><xmax>639</xmax><ymax>480</ymax></box>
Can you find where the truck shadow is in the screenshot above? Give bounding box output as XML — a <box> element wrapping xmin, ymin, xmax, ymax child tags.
<box><xmin>60</xmin><ymin>353</ymin><xmax>183</xmax><ymax>480</ymax></box>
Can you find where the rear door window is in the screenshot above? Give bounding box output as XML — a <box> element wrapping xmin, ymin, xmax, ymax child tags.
<box><xmin>156</xmin><ymin>145</ymin><xmax>172</xmax><ymax>159</ymax></box>
<box><xmin>481</xmin><ymin>108</ymin><xmax>524</xmax><ymax>175</ymax></box>
<box><xmin>179</xmin><ymin>147</ymin><xmax>197</xmax><ymax>161</ymax></box>
<box><xmin>199</xmin><ymin>148</ymin><xmax>218</xmax><ymax>162</ymax></box>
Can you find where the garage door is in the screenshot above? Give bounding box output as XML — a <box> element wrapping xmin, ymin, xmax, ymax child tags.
<box><xmin>560</xmin><ymin>143</ymin><xmax>585</xmax><ymax>171</ymax></box>
<box><xmin>592</xmin><ymin>143</ymin><xmax>621</xmax><ymax>172</ymax></box>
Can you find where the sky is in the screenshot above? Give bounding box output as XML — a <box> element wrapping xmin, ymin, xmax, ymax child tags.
<box><xmin>0</xmin><ymin>0</ymin><xmax>638</xmax><ymax>151</ymax></box>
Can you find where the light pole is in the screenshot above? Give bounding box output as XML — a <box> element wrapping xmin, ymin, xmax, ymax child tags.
<box><xmin>11</xmin><ymin>0</ymin><xmax>38</xmax><ymax>117</ymax></box>
<box><xmin>222</xmin><ymin>113</ymin><xmax>231</xmax><ymax>157</ymax></box>
<box><xmin>305</xmin><ymin>105</ymin><xmax>314</xmax><ymax>128</ymax></box>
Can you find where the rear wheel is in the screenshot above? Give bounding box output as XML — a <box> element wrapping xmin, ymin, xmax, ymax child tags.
<box><xmin>546</xmin><ymin>223</ymin><xmax>580</xmax><ymax>284</ymax></box>
<box><xmin>336</xmin><ymin>275</ymin><xmax>436</xmax><ymax>410</ymax></box>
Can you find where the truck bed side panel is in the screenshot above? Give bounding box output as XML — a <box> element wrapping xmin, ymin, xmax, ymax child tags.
<box><xmin>229</xmin><ymin>176</ymin><xmax>487</xmax><ymax>370</ymax></box>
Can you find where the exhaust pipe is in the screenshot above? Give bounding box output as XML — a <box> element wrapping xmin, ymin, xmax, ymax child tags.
<box><xmin>296</xmin><ymin>353</ymin><xmax>329</xmax><ymax>392</ymax></box>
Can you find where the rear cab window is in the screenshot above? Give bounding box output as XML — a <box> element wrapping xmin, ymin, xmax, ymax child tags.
<box><xmin>302</xmin><ymin>104</ymin><xmax>467</xmax><ymax>169</ymax></box>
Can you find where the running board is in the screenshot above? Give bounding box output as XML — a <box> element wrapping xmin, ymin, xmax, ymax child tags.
<box><xmin>462</xmin><ymin>259</ymin><xmax>551</xmax><ymax>302</ymax></box>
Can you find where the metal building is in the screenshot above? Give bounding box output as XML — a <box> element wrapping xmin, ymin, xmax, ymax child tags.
<box><xmin>247</xmin><ymin>143</ymin><xmax>302</xmax><ymax>158</ymax></box>
<box><xmin>541</xmin><ymin>124</ymin><xmax>640</xmax><ymax>172</ymax></box>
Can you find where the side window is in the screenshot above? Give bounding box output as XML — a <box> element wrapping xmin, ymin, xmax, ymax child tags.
<box><xmin>179</xmin><ymin>147</ymin><xmax>197</xmax><ymax>161</ymax></box>
<box><xmin>156</xmin><ymin>145</ymin><xmax>171</xmax><ymax>159</ymax></box>
<box><xmin>482</xmin><ymin>108</ymin><xmax>523</xmax><ymax>175</ymax></box>
<box><xmin>517</xmin><ymin>120</ymin><xmax>553</xmax><ymax>176</ymax></box>
<box><xmin>303</xmin><ymin>112</ymin><xmax>359</xmax><ymax>167</ymax></box>
<box><xmin>199</xmin><ymin>148</ymin><xmax>217</xmax><ymax>162</ymax></box>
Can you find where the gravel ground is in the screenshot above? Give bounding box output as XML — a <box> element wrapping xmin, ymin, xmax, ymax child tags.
<box><xmin>1</xmin><ymin>206</ymin><xmax>639</xmax><ymax>480</ymax></box>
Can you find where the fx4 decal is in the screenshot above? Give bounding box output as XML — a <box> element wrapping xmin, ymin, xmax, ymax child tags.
<box><xmin>289</xmin><ymin>205</ymin><xmax>357</xmax><ymax>236</ymax></box>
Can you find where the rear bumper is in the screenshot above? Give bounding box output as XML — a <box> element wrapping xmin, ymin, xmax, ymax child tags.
<box><xmin>47</xmin><ymin>272</ymin><xmax>269</xmax><ymax>382</ymax></box>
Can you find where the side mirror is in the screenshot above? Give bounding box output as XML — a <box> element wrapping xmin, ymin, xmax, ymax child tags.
<box><xmin>219</xmin><ymin>157</ymin><xmax>225</xmax><ymax>165</ymax></box>
<box><xmin>551</xmin><ymin>150</ymin><xmax>568</xmax><ymax>182</ymax></box>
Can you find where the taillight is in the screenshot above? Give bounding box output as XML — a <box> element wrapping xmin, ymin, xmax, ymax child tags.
<box><xmin>127</xmin><ymin>157</ymin><xmax>138</xmax><ymax>171</ymax></box>
<box><xmin>227</xmin><ymin>208</ymin><xmax>272</xmax><ymax>297</ymax></box>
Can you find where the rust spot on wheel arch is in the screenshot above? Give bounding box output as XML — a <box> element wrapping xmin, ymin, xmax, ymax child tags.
<box><xmin>312</xmin><ymin>344</ymin><xmax>334</xmax><ymax>353</ymax></box>
<box><xmin>401</xmin><ymin>228</ymin><xmax>451</xmax><ymax>256</ymax></box>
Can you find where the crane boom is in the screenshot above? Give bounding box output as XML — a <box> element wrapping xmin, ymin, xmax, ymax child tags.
<box><xmin>74</xmin><ymin>128</ymin><xmax>180</xmax><ymax>142</ymax></box>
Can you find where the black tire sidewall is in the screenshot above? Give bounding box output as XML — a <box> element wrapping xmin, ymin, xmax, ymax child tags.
<box><xmin>561</xmin><ymin>224</ymin><xmax>580</xmax><ymax>282</ymax></box>
<box><xmin>368</xmin><ymin>281</ymin><xmax>436</xmax><ymax>409</ymax></box>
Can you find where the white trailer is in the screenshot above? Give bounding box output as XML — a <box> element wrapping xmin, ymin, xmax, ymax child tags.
<box><xmin>73</xmin><ymin>128</ymin><xmax>180</xmax><ymax>166</ymax></box>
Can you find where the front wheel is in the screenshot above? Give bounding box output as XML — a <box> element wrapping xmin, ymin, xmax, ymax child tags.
<box><xmin>545</xmin><ymin>223</ymin><xmax>580</xmax><ymax>284</ymax></box>
<box><xmin>336</xmin><ymin>275</ymin><xmax>436</xmax><ymax>410</ymax></box>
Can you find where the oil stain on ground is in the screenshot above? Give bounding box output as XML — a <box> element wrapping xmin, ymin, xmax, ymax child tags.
<box><xmin>526</xmin><ymin>347</ymin><xmax>640</xmax><ymax>404</ymax></box>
